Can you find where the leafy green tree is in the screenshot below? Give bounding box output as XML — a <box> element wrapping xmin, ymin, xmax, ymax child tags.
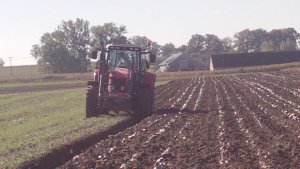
<box><xmin>234</xmin><ymin>28</ymin><xmax>299</xmax><ymax>53</ymax></box>
<box><xmin>129</xmin><ymin>35</ymin><xmax>161</xmax><ymax>54</ymax></box>
<box><xmin>151</xmin><ymin>42</ymin><xmax>161</xmax><ymax>54</ymax></box>
<box><xmin>269</xmin><ymin>28</ymin><xmax>298</xmax><ymax>50</ymax></box>
<box><xmin>129</xmin><ymin>35</ymin><xmax>148</xmax><ymax>46</ymax></box>
<box><xmin>31</xmin><ymin>18</ymin><xmax>91</xmax><ymax>73</ymax></box>
<box><xmin>91</xmin><ymin>22</ymin><xmax>127</xmax><ymax>48</ymax></box>
<box><xmin>186</xmin><ymin>34</ymin><xmax>224</xmax><ymax>55</ymax></box>
<box><xmin>234</xmin><ymin>29</ymin><xmax>268</xmax><ymax>53</ymax></box>
<box><xmin>222</xmin><ymin>37</ymin><xmax>234</xmax><ymax>53</ymax></box>
<box><xmin>233</xmin><ymin>29</ymin><xmax>251</xmax><ymax>53</ymax></box>
<box><xmin>204</xmin><ymin>34</ymin><xmax>224</xmax><ymax>54</ymax></box>
<box><xmin>251</xmin><ymin>29</ymin><xmax>268</xmax><ymax>52</ymax></box>
<box><xmin>60</xmin><ymin>19</ymin><xmax>91</xmax><ymax>71</ymax></box>
<box><xmin>178</xmin><ymin>44</ymin><xmax>187</xmax><ymax>53</ymax></box>
<box><xmin>186</xmin><ymin>34</ymin><xmax>206</xmax><ymax>54</ymax></box>
<box><xmin>280</xmin><ymin>38</ymin><xmax>297</xmax><ymax>51</ymax></box>
<box><xmin>161</xmin><ymin>43</ymin><xmax>176</xmax><ymax>58</ymax></box>
<box><xmin>0</xmin><ymin>58</ymin><xmax>4</xmax><ymax>67</ymax></box>
<box><xmin>260</xmin><ymin>40</ymin><xmax>276</xmax><ymax>52</ymax></box>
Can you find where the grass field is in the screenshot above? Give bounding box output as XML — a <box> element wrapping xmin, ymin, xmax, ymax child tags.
<box><xmin>0</xmin><ymin>80</ymin><xmax>86</xmax><ymax>88</ymax></box>
<box><xmin>0</xmin><ymin>88</ymin><xmax>129</xmax><ymax>168</ymax></box>
<box><xmin>0</xmin><ymin>65</ymin><xmax>92</xmax><ymax>82</ymax></box>
<box><xmin>0</xmin><ymin>65</ymin><xmax>40</xmax><ymax>81</ymax></box>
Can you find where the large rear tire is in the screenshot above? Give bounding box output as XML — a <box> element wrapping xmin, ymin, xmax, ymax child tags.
<box><xmin>86</xmin><ymin>82</ymin><xmax>98</xmax><ymax>118</ymax></box>
<box><xmin>97</xmin><ymin>97</ymin><xmax>109</xmax><ymax>115</ymax></box>
<box><xmin>134</xmin><ymin>86</ymin><xmax>154</xmax><ymax>118</ymax></box>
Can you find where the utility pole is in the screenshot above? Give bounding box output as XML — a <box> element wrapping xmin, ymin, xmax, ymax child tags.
<box><xmin>8</xmin><ymin>57</ymin><xmax>13</xmax><ymax>79</ymax></box>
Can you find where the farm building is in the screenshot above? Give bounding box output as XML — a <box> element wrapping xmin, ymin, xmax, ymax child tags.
<box><xmin>159</xmin><ymin>53</ymin><xmax>209</xmax><ymax>72</ymax></box>
<box><xmin>210</xmin><ymin>50</ymin><xmax>300</xmax><ymax>70</ymax></box>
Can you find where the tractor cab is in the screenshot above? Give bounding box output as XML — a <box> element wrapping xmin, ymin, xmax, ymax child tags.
<box><xmin>106</xmin><ymin>46</ymin><xmax>139</xmax><ymax>98</ymax></box>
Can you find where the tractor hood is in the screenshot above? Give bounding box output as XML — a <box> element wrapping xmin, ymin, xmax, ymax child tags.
<box><xmin>108</xmin><ymin>68</ymin><xmax>130</xmax><ymax>94</ymax></box>
<box><xmin>111</xmin><ymin>68</ymin><xmax>129</xmax><ymax>78</ymax></box>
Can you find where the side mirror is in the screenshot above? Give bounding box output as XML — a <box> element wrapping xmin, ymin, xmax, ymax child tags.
<box><xmin>149</xmin><ymin>53</ymin><xmax>156</xmax><ymax>63</ymax></box>
<box><xmin>90</xmin><ymin>50</ymin><xmax>98</xmax><ymax>59</ymax></box>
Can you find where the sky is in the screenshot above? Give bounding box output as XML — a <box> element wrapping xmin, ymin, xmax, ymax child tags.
<box><xmin>0</xmin><ymin>0</ymin><xmax>299</xmax><ymax>66</ymax></box>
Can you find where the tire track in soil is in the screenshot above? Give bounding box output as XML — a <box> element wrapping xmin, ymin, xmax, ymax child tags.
<box><xmin>152</xmin><ymin>77</ymin><xmax>220</xmax><ymax>168</ymax></box>
<box><xmin>212</xmin><ymin>77</ymin><xmax>260</xmax><ymax>168</ymax></box>
<box><xmin>230</xmin><ymin>75</ymin><xmax>300</xmax><ymax>138</ymax></box>
<box><xmin>217</xmin><ymin>77</ymin><xmax>273</xmax><ymax>168</ymax></box>
<box><xmin>265</xmin><ymin>72</ymin><xmax>300</xmax><ymax>83</ymax></box>
<box><xmin>189</xmin><ymin>77</ymin><xmax>221</xmax><ymax>168</ymax></box>
<box><xmin>239</xmin><ymin>74</ymin><xmax>300</xmax><ymax>107</ymax></box>
<box><xmin>155</xmin><ymin>78</ymin><xmax>195</xmax><ymax>110</ymax></box>
<box><xmin>251</xmin><ymin>74</ymin><xmax>300</xmax><ymax>100</ymax></box>
<box><xmin>225</xmin><ymin>75</ymin><xmax>300</xmax><ymax>167</ymax></box>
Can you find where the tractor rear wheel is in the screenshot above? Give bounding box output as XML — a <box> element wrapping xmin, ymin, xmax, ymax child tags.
<box><xmin>97</xmin><ymin>97</ymin><xmax>109</xmax><ymax>115</ymax></box>
<box><xmin>134</xmin><ymin>86</ymin><xmax>154</xmax><ymax>118</ymax></box>
<box><xmin>86</xmin><ymin>82</ymin><xmax>98</xmax><ymax>118</ymax></box>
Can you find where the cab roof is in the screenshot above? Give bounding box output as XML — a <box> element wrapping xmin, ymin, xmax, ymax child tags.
<box><xmin>107</xmin><ymin>44</ymin><xmax>143</xmax><ymax>51</ymax></box>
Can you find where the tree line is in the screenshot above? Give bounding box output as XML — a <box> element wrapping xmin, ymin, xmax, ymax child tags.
<box><xmin>31</xmin><ymin>18</ymin><xmax>300</xmax><ymax>73</ymax></box>
<box><xmin>0</xmin><ymin>58</ymin><xmax>4</xmax><ymax>67</ymax></box>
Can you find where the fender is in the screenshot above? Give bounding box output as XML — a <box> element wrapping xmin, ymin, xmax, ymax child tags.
<box><xmin>142</xmin><ymin>72</ymin><xmax>156</xmax><ymax>88</ymax></box>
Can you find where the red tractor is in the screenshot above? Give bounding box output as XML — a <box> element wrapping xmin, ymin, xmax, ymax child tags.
<box><xmin>86</xmin><ymin>43</ymin><xmax>156</xmax><ymax>118</ymax></box>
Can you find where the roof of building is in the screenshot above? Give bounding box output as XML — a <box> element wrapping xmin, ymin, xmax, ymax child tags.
<box><xmin>159</xmin><ymin>53</ymin><xmax>182</xmax><ymax>66</ymax></box>
<box><xmin>211</xmin><ymin>50</ymin><xmax>300</xmax><ymax>69</ymax></box>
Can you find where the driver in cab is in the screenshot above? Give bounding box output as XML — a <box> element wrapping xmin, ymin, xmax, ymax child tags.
<box><xmin>117</xmin><ymin>52</ymin><xmax>131</xmax><ymax>69</ymax></box>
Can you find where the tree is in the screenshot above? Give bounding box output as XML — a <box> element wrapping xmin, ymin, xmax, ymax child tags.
<box><xmin>204</xmin><ymin>34</ymin><xmax>224</xmax><ymax>54</ymax></box>
<box><xmin>251</xmin><ymin>29</ymin><xmax>268</xmax><ymax>52</ymax></box>
<box><xmin>233</xmin><ymin>28</ymin><xmax>299</xmax><ymax>53</ymax></box>
<box><xmin>280</xmin><ymin>38</ymin><xmax>297</xmax><ymax>51</ymax></box>
<box><xmin>129</xmin><ymin>35</ymin><xmax>161</xmax><ymax>54</ymax></box>
<box><xmin>151</xmin><ymin>42</ymin><xmax>161</xmax><ymax>54</ymax></box>
<box><xmin>260</xmin><ymin>40</ymin><xmax>276</xmax><ymax>52</ymax></box>
<box><xmin>186</xmin><ymin>34</ymin><xmax>206</xmax><ymax>54</ymax></box>
<box><xmin>0</xmin><ymin>58</ymin><xmax>4</xmax><ymax>67</ymax></box>
<box><xmin>233</xmin><ymin>29</ymin><xmax>251</xmax><ymax>53</ymax></box>
<box><xmin>31</xmin><ymin>18</ymin><xmax>91</xmax><ymax>73</ymax></box>
<box><xmin>129</xmin><ymin>35</ymin><xmax>148</xmax><ymax>46</ymax></box>
<box><xmin>233</xmin><ymin>29</ymin><xmax>268</xmax><ymax>53</ymax></box>
<box><xmin>269</xmin><ymin>28</ymin><xmax>299</xmax><ymax>51</ymax></box>
<box><xmin>178</xmin><ymin>44</ymin><xmax>187</xmax><ymax>53</ymax></box>
<box><xmin>91</xmin><ymin>22</ymin><xmax>127</xmax><ymax>48</ymax></box>
<box><xmin>60</xmin><ymin>19</ymin><xmax>91</xmax><ymax>72</ymax></box>
<box><xmin>222</xmin><ymin>37</ymin><xmax>234</xmax><ymax>53</ymax></box>
<box><xmin>186</xmin><ymin>34</ymin><xmax>224</xmax><ymax>55</ymax></box>
<box><xmin>161</xmin><ymin>43</ymin><xmax>176</xmax><ymax>58</ymax></box>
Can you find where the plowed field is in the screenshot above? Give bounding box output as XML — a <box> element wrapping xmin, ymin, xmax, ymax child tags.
<box><xmin>61</xmin><ymin>72</ymin><xmax>300</xmax><ymax>168</ymax></box>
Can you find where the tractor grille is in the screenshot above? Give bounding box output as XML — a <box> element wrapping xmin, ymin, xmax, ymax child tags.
<box><xmin>110</xmin><ymin>77</ymin><xmax>127</xmax><ymax>92</ymax></box>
